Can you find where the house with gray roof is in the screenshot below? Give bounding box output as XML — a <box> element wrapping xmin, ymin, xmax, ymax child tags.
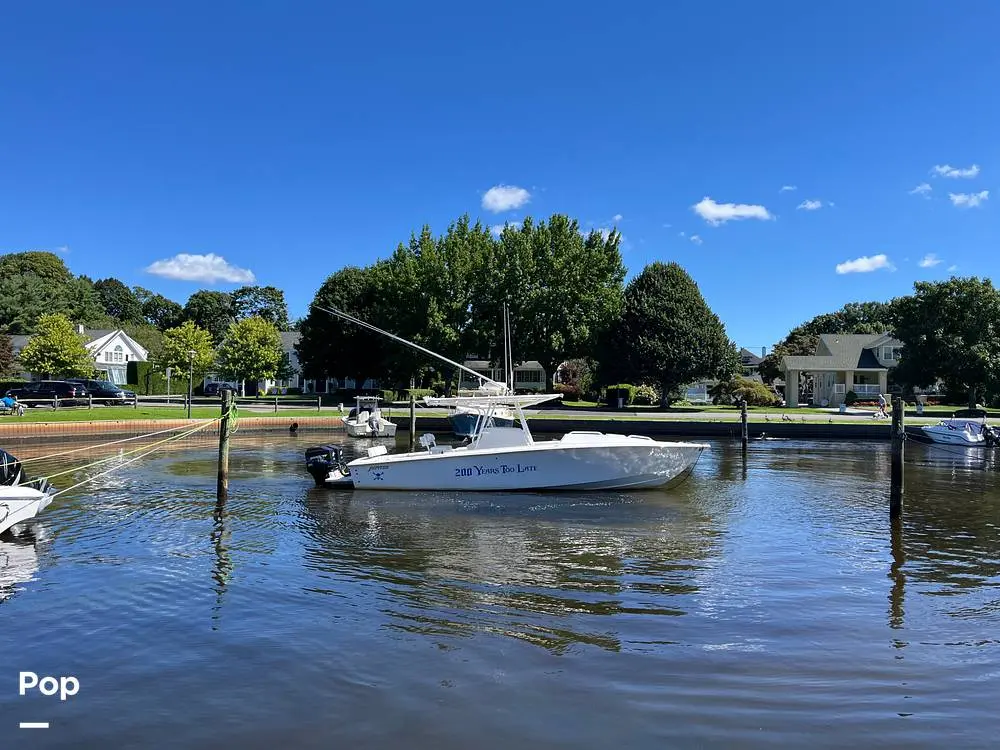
<box><xmin>782</xmin><ymin>333</ymin><xmax>902</xmax><ymax>407</ymax></box>
<box><xmin>11</xmin><ymin>326</ymin><xmax>148</xmax><ymax>384</ymax></box>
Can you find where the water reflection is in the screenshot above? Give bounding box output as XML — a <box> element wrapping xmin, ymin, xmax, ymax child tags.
<box><xmin>0</xmin><ymin>523</ymin><xmax>46</xmax><ymax>603</ymax></box>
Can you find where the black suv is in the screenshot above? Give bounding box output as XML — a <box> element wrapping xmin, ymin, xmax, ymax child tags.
<box><xmin>66</xmin><ymin>379</ymin><xmax>127</xmax><ymax>404</ymax></box>
<box><xmin>5</xmin><ymin>380</ymin><xmax>89</xmax><ymax>406</ymax></box>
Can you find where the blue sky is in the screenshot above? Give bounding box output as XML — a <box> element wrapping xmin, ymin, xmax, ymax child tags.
<box><xmin>2</xmin><ymin>2</ymin><xmax>998</xmax><ymax>351</ymax></box>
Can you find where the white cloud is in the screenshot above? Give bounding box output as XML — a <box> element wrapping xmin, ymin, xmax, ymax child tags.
<box><xmin>779</xmin><ymin>185</ymin><xmax>797</xmax><ymax>192</ymax></box>
<box><xmin>835</xmin><ymin>254</ymin><xmax>894</xmax><ymax>274</ymax></box>
<box><xmin>612</xmin><ymin>213</ymin><xmax>623</xmax><ymax>222</ymax></box>
<box><xmin>490</xmin><ymin>220</ymin><xmax>522</xmax><ymax>236</ymax></box>
<box><xmin>690</xmin><ymin>234</ymin><xmax>703</xmax><ymax>245</ymax></box>
<box><xmin>481</xmin><ymin>184</ymin><xmax>531</xmax><ymax>213</ymax></box>
<box><xmin>948</xmin><ymin>265</ymin><xmax>959</xmax><ymax>272</ymax></box>
<box><xmin>662</xmin><ymin>223</ymin><xmax>672</xmax><ymax>228</ymax></box>
<box><xmin>692</xmin><ymin>196</ymin><xmax>773</xmax><ymax>225</ymax></box>
<box><xmin>932</xmin><ymin>164</ymin><xmax>980</xmax><ymax>179</ymax></box>
<box><xmin>677</xmin><ymin>231</ymin><xmax>686</xmax><ymax>237</ymax></box>
<box><xmin>949</xmin><ymin>190</ymin><xmax>989</xmax><ymax>208</ymax></box>
<box><xmin>918</xmin><ymin>253</ymin><xmax>942</xmax><ymax>268</ymax></box>
<box><xmin>796</xmin><ymin>199</ymin><xmax>823</xmax><ymax>211</ymax></box>
<box><xmin>145</xmin><ymin>253</ymin><xmax>256</xmax><ymax>283</ymax></box>
<box><xmin>909</xmin><ymin>183</ymin><xmax>932</xmax><ymax>197</ymax></box>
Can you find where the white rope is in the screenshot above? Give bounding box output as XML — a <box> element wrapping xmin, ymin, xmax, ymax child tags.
<box><xmin>17</xmin><ymin>420</ymin><xmax>216</xmax><ymax>465</ymax></box>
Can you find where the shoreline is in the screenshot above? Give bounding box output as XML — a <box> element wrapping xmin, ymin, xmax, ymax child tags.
<box><xmin>0</xmin><ymin>414</ymin><xmax>904</xmax><ymax>440</ymax></box>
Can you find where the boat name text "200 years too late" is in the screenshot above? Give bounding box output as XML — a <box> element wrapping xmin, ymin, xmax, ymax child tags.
<box><xmin>454</xmin><ymin>463</ymin><xmax>537</xmax><ymax>478</ymax></box>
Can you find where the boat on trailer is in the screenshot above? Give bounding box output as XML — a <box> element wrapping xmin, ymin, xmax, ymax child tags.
<box><xmin>305</xmin><ymin>306</ymin><xmax>707</xmax><ymax>492</ymax></box>
<box><xmin>0</xmin><ymin>449</ymin><xmax>55</xmax><ymax>536</ymax></box>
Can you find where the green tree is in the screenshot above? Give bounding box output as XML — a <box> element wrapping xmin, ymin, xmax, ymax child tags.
<box><xmin>231</xmin><ymin>285</ymin><xmax>290</xmax><ymax>330</ymax></box>
<box><xmin>17</xmin><ymin>313</ymin><xmax>95</xmax><ymax>378</ymax></box>
<box><xmin>94</xmin><ymin>278</ymin><xmax>144</xmax><ymax>323</ymax></box>
<box><xmin>470</xmin><ymin>215</ymin><xmax>625</xmax><ymax>387</ymax></box>
<box><xmin>134</xmin><ymin>287</ymin><xmax>184</xmax><ymax>329</ymax></box>
<box><xmin>892</xmin><ymin>277</ymin><xmax>1000</xmax><ymax>408</ymax></box>
<box><xmin>0</xmin><ymin>251</ymin><xmax>73</xmax><ymax>285</ymax></box>
<box><xmin>183</xmin><ymin>290</ymin><xmax>234</xmax><ymax>343</ymax></box>
<box><xmin>603</xmin><ymin>262</ymin><xmax>737</xmax><ymax>404</ymax></box>
<box><xmin>157</xmin><ymin>321</ymin><xmax>216</xmax><ymax>383</ymax></box>
<box><xmin>216</xmin><ymin>317</ymin><xmax>283</xmax><ymax>393</ymax></box>
<box><xmin>66</xmin><ymin>276</ymin><xmax>107</xmax><ymax>326</ymax></box>
<box><xmin>297</xmin><ymin>265</ymin><xmax>395</xmax><ymax>391</ymax></box>
<box><xmin>0</xmin><ymin>333</ymin><xmax>14</xmax><ymax>376</ymax></box>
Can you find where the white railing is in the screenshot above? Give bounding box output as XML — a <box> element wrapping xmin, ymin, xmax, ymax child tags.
<box><xmin>853</xmin><ymin>384</ymin><xmax>881</xmax><ymax>395</ymax></box>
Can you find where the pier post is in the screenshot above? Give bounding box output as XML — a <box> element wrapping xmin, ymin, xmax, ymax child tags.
<box><xmin>217</xmin><ymin>389</ymin><xmax>233</xmax><ymax>501</ymax></box>
<box><xmin>274</xmin><ymin>395</ymin><xmax>279</xmax><ymax>414</ymax></box>
<box><xmin>316</xmin><ymin>396</ymin><xmax>322</xmax><ymax>412</ymax></box>
<box><xmin>890</xmin><ymin>396</ymin><xmax>904</xmax><ymax>518</ymax></box>
<box><xmin>740</xmin><ymin>399</ymin><xmax>748</xmax><ymax>457</ymax></box>
<box><xmin>409</xmin><ymin>392</ymin><xmax>416</xmax><ymax>451</ymax></box>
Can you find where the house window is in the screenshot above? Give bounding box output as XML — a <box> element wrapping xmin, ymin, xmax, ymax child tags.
<box><xmin>104</xmin><ymin>352</ymin><xmax>113</xmax><ymax>363</ymax></box>
<box><xmin>516</xmin><ymin>370</ymin><xmax>542</xmax><ymax>383</ymax></box>
<box><xmin>883</xmin><ymin>346</ymin><xmax>903</xmax><ymax>361</ymax></box>
<box><xmin>114</xmin><ymin>345</ymin><xmax>123</xmax><ymax>363</ymax></box>
<box><xmin>834</xmin><ymin>383</ymin><xmax>846</xmax><ymax>394</ymax></box>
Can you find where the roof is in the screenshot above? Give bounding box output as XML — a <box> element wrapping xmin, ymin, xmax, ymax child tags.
<box><xmin>739</xmin><ymin>348</ymin><xmax>763</xmax><ymax>366</ymax></box>
<box><xmin>280</xmin><ymin>331</ymin><xmax>300</xmax><ymax>349</ymax></box>
<box><xmin>783</xmin><ymin>333</ymin><xmax>900</xmax><ymax>372</ymax></box>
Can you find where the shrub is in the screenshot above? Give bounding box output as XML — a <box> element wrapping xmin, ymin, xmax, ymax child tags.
<box><xmin>380</xmin><ymin>389</ymin><xmax>397</xmax><ymax>403</ymax></box>
<box><xmin>553</xmin><ymin>382</ymin><xmax>582</xmax><ymax>401</ymax></box>
<box><xmin>403</xmin><ymin>388</ymin><xmax>436</xmax><ymax>400</ymax></box>
<box><xmin>605</xmin><ymin>383</ymin><xmax>637</xmax><ymax>407</ymax></box>
<box><xmin>633</xmin><ymin>384</ymin><xmax>659</xmax><ymax>405</ymax></box>
<box><xmin>712</xmin><ymin>377</ymin><xmax>780</xmax><ymax>407</ymax></box>
<box><xmin>844</xmin><ymin>390</ymin><xmax>858</xmax><ymax>406</ymax></box>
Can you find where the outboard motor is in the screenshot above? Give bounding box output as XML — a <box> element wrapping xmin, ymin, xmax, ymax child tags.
<box><xmin>304</xmin><ymin>445</ymin><xmax>347</xmax><ymax>487</ymax></box>
<box><xmin>982</xmin><ymin>424</ymin><xmax>999</xmax><ymax>447</ymax></box>
<box><xmin>0</xmin><ymin>448</ymin><xmax>52</xmax><ymax>495</ymax></box>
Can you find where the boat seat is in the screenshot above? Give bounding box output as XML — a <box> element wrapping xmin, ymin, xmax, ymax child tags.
<box><xmin>357</xmin><ymin>410</ymin><xmax>370</xmax><ymax>423</ymax></box>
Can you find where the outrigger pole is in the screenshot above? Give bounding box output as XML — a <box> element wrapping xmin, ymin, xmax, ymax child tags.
<box><xmin>310</xmin><ymin>305</ymin><xmax>509</xmax><ymax>393</ymax></box>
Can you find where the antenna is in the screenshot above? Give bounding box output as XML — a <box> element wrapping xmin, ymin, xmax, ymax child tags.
<box><xmin>311</xmin><ymin>304</ymin><xmax>507</xmax><ymax>392</ymax></box>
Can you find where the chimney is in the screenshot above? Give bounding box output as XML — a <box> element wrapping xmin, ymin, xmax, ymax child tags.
<box><xmin>761</xmin><ymin>346</ymin><xmax>766</xmax><ymax>357</ymax></box>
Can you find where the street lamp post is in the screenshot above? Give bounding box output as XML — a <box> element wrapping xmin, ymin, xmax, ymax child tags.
<box><xmin>187</xmin><ymin>350</ymin><xmax>196</xmax><ymax>419</ymax></box>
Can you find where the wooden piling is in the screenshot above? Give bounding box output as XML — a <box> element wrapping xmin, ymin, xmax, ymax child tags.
<box><xmin>409</xmin><ymin>392</ymin><xmax>416</xmax><ymax>451</ymax></box>
<box><xmin>740</xmin><ymin>399</ymin><xmax>749</xmax><ymax>457</ymax></box>
<box><xmin>890</xmin><ymin>396</ymin><xmax>904</xmax><ymax>518</ymax></box>
<box><xmin>274</xmin><ymin>396</ymin><xmax>279</xmax><ymax>414</ymax></box>
<box><xmin>217</xmin><ymin>389</ymin><xmax>233</xmax><ymax>500</ymax></box>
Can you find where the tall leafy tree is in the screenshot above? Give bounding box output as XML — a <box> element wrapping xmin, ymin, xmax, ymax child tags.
<box><xmin>157</xmin><ymin>321</ymin><xmax>216</xmax><ymax>383</ymax></box>
<box><xmin>0</xmin><ymin>251</ymin><xmax>73</xmax><ymax>285</ymax></box>
<box><xmin>134</xmin><ymin>286</ymin><xmax>185</xmax><ymax>329</ymax></box>
<box><xmin>480</xmin><ymin>216</ymin><xmax>625</xmax><ymax>386</ymax></box>
<box><xmin>0</xmin><ymin>274</ymin><xmax>74</xmax><ymax>334</ymax></box>
<box><xmin>66</xmin><ymin>276</ymin><xmax>107</xmax><ymax>326</ymax></box>
<box><xmin>18</xmin><ymin>313</ymin><xmax>95</xmax><ymax>378</ymax></box>
<box><xmin>603</xmin><ymin>262</ymin><xmax>737</xmax><ymax>403</ymax></box>
<box><xmin>297</xmin><ymin>265</ymin><xmax>396</xmax><ymax>390</ymax></box>
<box><xmin>892</xmin><ymin>277</ymin><xmax>1000</xmax><ymax>408</ymax></box>
<box><xmin>0</xmin><ymin>333</ymin><xmax>14</xmax><ymax>376</ymax></box>
<box><xmin>94</xmin><ymin>278</ymin><xmax>144</xmax><ymax>323</ymax></box>
<box><xmin>216</xmin><ymin>317</ymin><xmax>283</xmax><ymax>393</ymax></box>
<box><xmin>183</xmin><ymin>290</ymin><xmax>234</xmax><ymax>344</ymax></box>
<box><xmin>231</xmin><ymin>285</ymin><xmax>290</xmax><ymax>330</ymax></box>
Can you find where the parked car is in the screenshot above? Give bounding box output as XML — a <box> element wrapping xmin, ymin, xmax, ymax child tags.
<box><xmin>204</xmin><ymin>382</ymin><xmax>238</xmax><ymax>396</ymax></box>
<box><xmin>5</xmin><ymin>380</ymin><xmax>90</xmax><ymax>407</ymax></box>
<box><xmin>66</xmin><ymin>378</ymin><xmax>128</xmax><ymax>404</ymax></box>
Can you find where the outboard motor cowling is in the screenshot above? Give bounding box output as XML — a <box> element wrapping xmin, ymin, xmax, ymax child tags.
<box><xmin>304</xmin><ymin>445</ymin><xmax>346</xmax><ymax>487</ymax></box>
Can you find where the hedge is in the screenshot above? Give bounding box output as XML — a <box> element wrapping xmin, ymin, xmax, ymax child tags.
<box><xmin>605</xmin><ymin>384</ymin><xmax>637</xmax><ymax>407</ymax></box>
<box><xmin>126</xmin><ymin>362</ymin><xmax>172</xmax><ymax>395</ymax></box>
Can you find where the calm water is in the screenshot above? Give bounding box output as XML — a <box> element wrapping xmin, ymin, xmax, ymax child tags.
<box><xmin>1</xmin><ymin>433</ymin><xmax>999</xmax><ymax>748</ymax></box>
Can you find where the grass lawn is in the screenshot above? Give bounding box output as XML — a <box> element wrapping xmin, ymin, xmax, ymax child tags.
<box><xmin>1</xmin><ymin>406</ymin><xmax>335</xmax><ymax>422</ymax></box>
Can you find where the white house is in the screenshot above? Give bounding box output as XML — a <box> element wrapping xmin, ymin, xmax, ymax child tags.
<box><xmin>458</xmin><ymin>359</ymin><xmax>547</xmax><ymax>393</ymax></box>
<box><xmin>782</xmin><ymin>332</ymin><xmax>903</xmax><ymax>407</ymax></box>
<box><xmin>11</xmin><ymin>326</ymin><xmax>148</xmax><ymax>383</ymax></box>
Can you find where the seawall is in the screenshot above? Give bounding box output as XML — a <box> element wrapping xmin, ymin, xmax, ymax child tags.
<box><xmin>0</xmin><ymin>415</ymin><xmax>898</xmax><ymax>441</ymax></box>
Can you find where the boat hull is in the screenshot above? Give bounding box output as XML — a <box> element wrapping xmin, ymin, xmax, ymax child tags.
<box><xmin>347</xmin><ymin>437</ymin><xmax>706</xmax><ymax>491</ymax></box>
<box><xmin>920</xmin><ymin>426</ymin><xmax>985</xmax><ymax>446</ymax></box>
<box><xmin>343</xmin><ymin>420</ymin><xmax>398</xmax><ymax>438</ymax></box>
<box><xmin>0</xmin><ymin>487</ymin><xmax>53</xmax><ymax>536</ymax></box>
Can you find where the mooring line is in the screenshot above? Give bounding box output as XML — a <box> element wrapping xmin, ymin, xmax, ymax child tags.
<box><xmin>17</xmin><ymin>420</ymin><xmax>218</xmax><ymax>465</ymax></box>
<box><xmin>25</xmin><ymin>419</ymin><xmax>220</xmax><ymax>486</ymax></box>
<box><xmin>50</xmin><ymin>420</ymin><xmax>219</xmax><ymax>497</ymax></box>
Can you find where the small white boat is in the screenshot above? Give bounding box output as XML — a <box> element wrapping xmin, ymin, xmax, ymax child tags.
<box><xmin>920</xmin><ymin>417</ymin><xmax>994</xmax><ymax>447</ymax></box>
<box><xmin>342</xmin><ymin>396</ymin><xmax>397</xmax><ymax>438</ymax></box>
<box><xmin>0</xmin><ymin>449</ymin><xmax>55</xmax><ymax>536</ymax></box>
